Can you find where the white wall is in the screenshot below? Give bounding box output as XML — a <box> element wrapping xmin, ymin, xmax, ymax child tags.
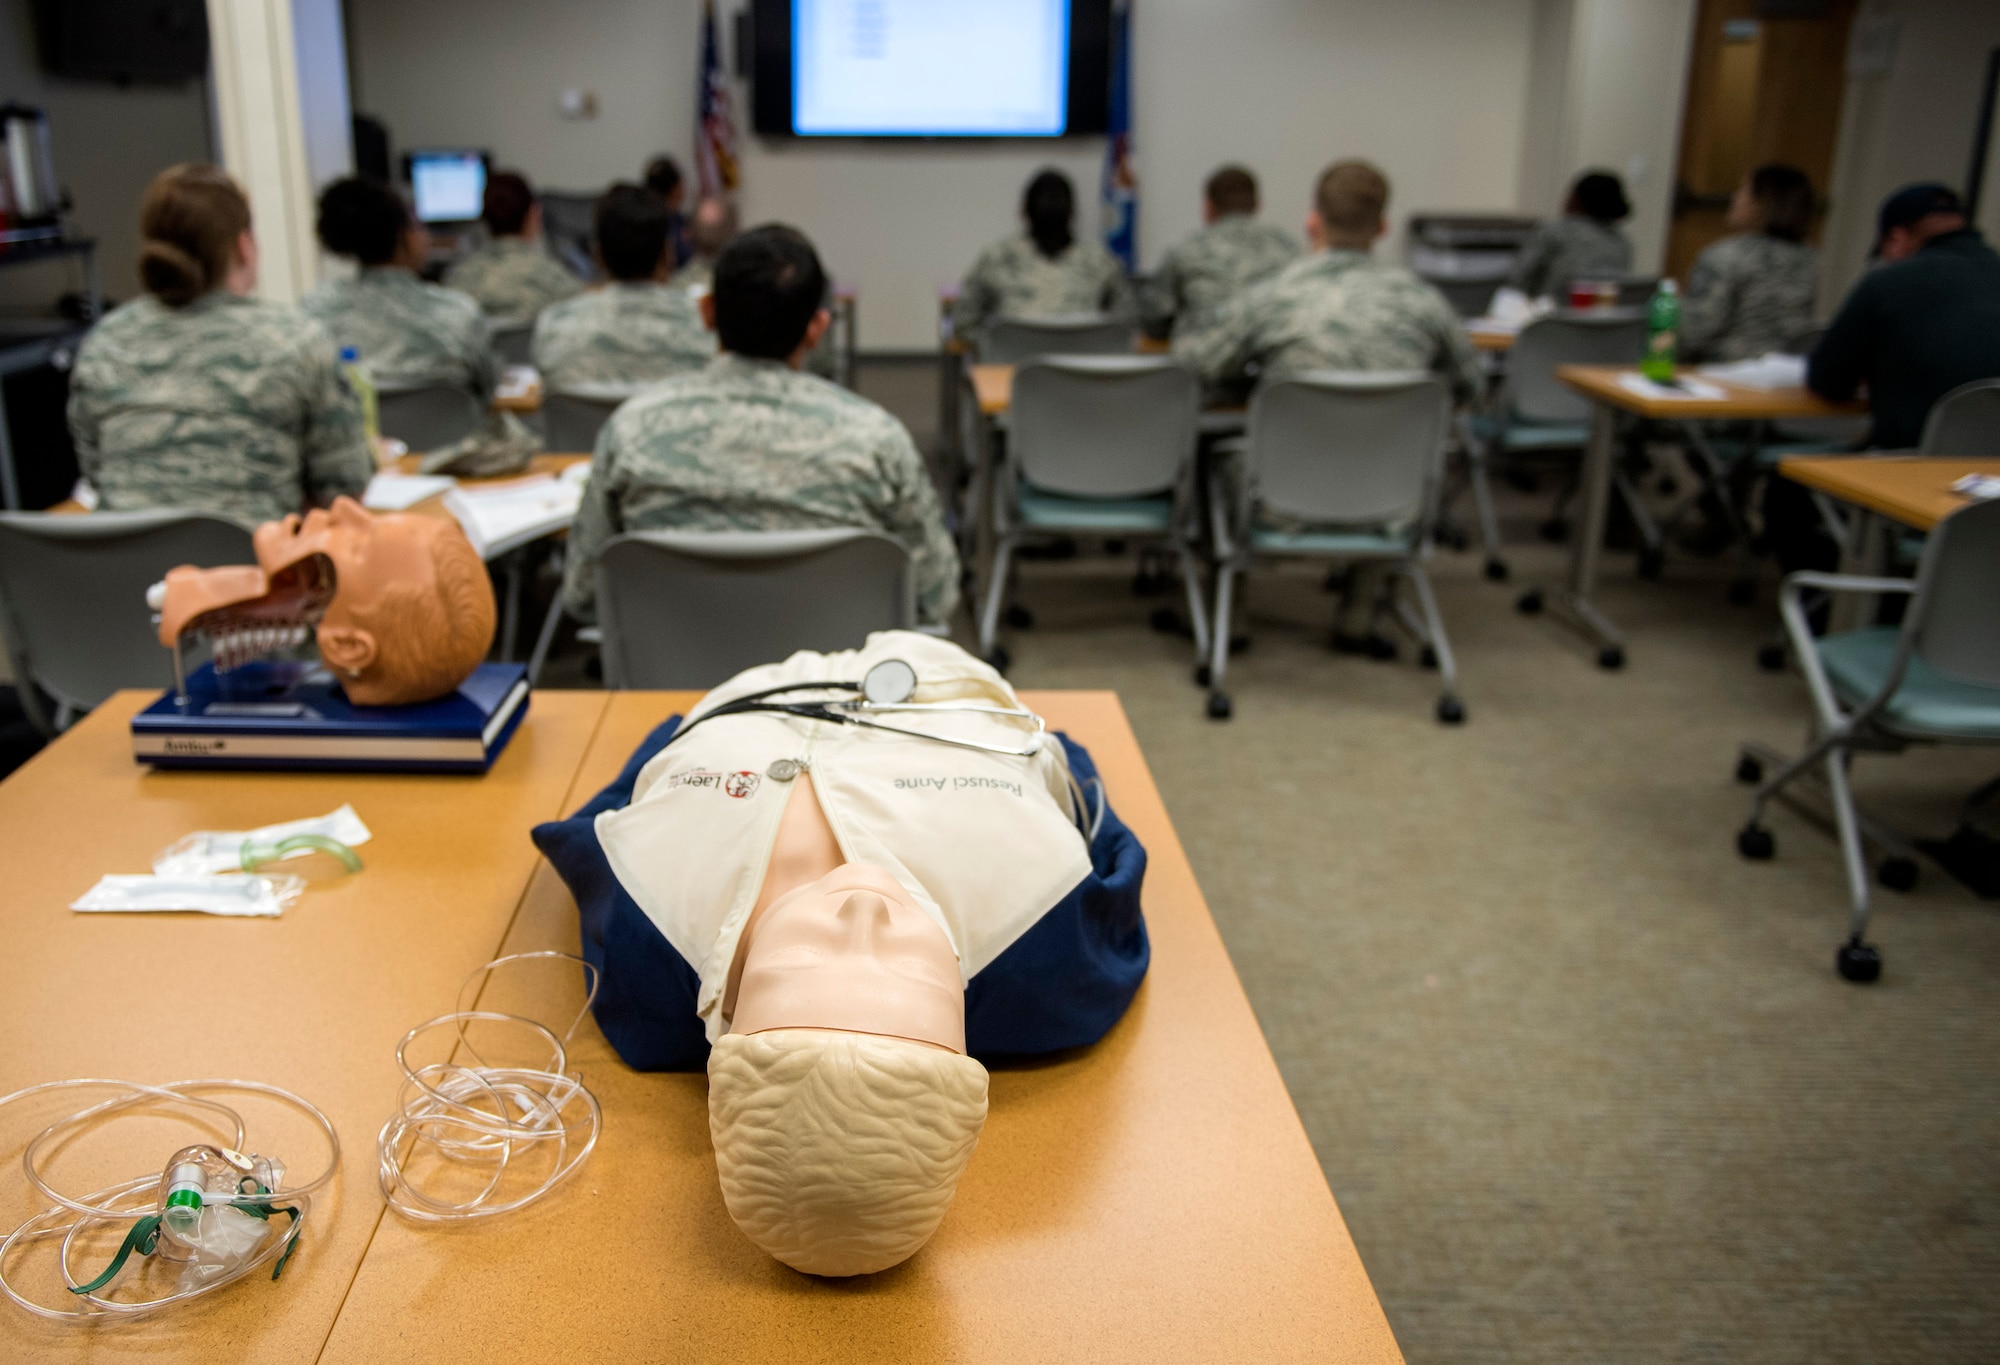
<box><xmin>1821</xmin><ymin>0</ymin><xmax>2000</xmax><ymax>307</ymax></box>
<box><xmin>348</xmin><ymin>0</ymin><xmax>1700</xmax><ymax>348</ymax></box>
<box><xmin>0</xmin><ymin>0</ymin><xmax>214</xmax><ymax>312</ymax></box>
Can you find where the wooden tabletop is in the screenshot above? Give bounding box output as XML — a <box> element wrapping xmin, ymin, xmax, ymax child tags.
<box><xmin>970</xmin><ymin>362</ymin><xmax>1014</xmax><ymax>416</ymax></box>
<box><xmin>1467</xmin><ymin>325</ymin><xmax>1516</xmax><ymax>352</ymax></box>
<box><xmin>1778</xmin><ymin>456</ymin><xmax>2000</xmax><ymax>532</ymax></box>
<box><xmin>0</xmin><ymin>689</ymin><xmax>613</xmax><ymax>1362</ymax></box>
<box><xmin>1556</xmin><ymin>364</ymin><xmax>1866</xmax><ymax>420</ymax></box>
<box><xmin>321</xmin><ymin>690</ymin><xmax>1402</xmax><ymax>1364</ymax></box>
<box><xmin>492</xmin><ymin>376</ymin><xmax>542</xmax><ymax>414</ymax></box>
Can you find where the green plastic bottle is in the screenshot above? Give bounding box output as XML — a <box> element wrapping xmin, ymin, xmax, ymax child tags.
<box><xmin>340</xmin><ymin>346</ymin><xmax>380</xmax><ymax>451</ymax></box>
<box><xmin>1641</xmin><ymin>279</ymin><xmax>1680</xmax><ymax>383</ymax></box>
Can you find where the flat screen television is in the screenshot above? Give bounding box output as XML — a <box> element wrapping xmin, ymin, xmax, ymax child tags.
<box><xmin>751</xmin><ymin>0</ymin><xmax>1110</xmax><ymax>139</ymax></box>
<box><xmin>403</xmin><ymin>150</ymin><xmax>489</xmax><ymax>225</ymax></box>
<box><xmin>33</xmin><ymin>0</ymin><xmax>209</xmax><ymax>84</ymax></box>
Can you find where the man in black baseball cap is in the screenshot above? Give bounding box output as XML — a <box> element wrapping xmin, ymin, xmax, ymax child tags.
<box><xmin>1808</xmin><ymin>180</ymin><xmax>2000</xmax><ymax>450</ymax></box>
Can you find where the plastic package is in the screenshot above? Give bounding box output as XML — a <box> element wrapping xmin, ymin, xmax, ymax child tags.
<box><xmin>70</xmin><ymin>874</ymin><xmax>306</xmax><ymax>918</ymax></box>
<box><xmin>0</xmin><ymin>1079</ymin><xmax>339</xmax><ymax>1321</ymax></box>
<box><xmin>377</xmin><ymin>952</ymin><xmax>602</xmax><ymax>1223</ymax></box>
<box><xmin>153</xmin><ymin>805</ymin><xmax>372</xmax><ymax>876</ymax></box>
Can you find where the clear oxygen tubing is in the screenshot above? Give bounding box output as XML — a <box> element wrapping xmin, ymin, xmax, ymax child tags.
<box><xmin>0</xmin><ymin>1079</ymin><xmax>339</xmax><ymax>1322</ymax></box>
<box><xmin>376</xmin><ymin>951</ymin><xmax>603</xmax><ymax>1224</ymax></box>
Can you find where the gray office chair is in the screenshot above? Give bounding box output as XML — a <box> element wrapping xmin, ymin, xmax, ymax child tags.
<box><xmin>376</xmin><ymin>383</ymin><xmax>486</xmax><ymax>453</ymax></box>
<box><xmin>596</xmin><ymin>528</ymin><xmax>913</xmax><ymax>689</ymax></box>
<box><xmin>1612</xmin><ymin>275</ymin><xmax>1661</xmax><ymax>308</ymax></box>
<box><xmin>542</xmin><ymin>389</ymin><xmax>633</xmax><ymax>454</ymax></box>
<box><xmin>1465</xmin><ymin>311</ymin><xmax>1647</xmax><ymax>580</ymax></box>
<box><xmin>978</xmin><ymin>357</ymin><xmax>1208</xmax><ymax>670</ymax></box>
<box><xmin>1919</xmin><ymin>377</ymin><xmax>2000</xmax><ymax>455</ymax></box>
<box><xmin>490</xmin><ymin>321</ymin><xmax>535</xmax><ymax>369</ymax></box>
<box><xmin>1734</xmin><ymin>496</ymin><xmax>2000</xmax><ymax>982</ymax></box>
<box><xmin>980</xmin><ymin>315</ymin><xmax>1134</xmax><ymax>364</ymax></box>
<box><xmin>0</xmin><ymin>510</ymin><xmax>256</xmax><ymax>735</ymax></box>
<box><xmin>1207</xmin><ymin>372</ymin><xmax>1461</xmax><ymax>725</ymax></box>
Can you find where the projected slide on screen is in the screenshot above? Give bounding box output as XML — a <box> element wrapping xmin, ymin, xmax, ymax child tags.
<box><xmin>793</xmin><ymin>0</ymin><xmax>1071</xmax><ymax>137</ymax></box>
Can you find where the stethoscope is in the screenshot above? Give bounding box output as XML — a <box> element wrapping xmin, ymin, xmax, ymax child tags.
<box><xmin>662</xmin><ymin>658</ymin><xmax>1106</xmax><ymax>840</ymax></box>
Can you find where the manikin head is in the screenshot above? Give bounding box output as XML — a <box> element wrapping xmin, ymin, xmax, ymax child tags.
<box><xmin>159</xmin><ymin>498</ymin><xmax>494</xmax><ymax>706</ymax></box>
<box><xmin>706</xmin><ymin>778</ymin><xmax>988</xmax><ymax>1277</ymax></box>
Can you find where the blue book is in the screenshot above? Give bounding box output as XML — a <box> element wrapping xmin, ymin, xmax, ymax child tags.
<box><xmin>131</xmin><ymin>661</ymin><xmax>531</xmax><ymax>774</ymax></box>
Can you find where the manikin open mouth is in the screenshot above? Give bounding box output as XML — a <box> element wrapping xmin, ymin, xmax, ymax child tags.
<box><xmin>151</xmin><ymin>553</ymin><xmax>339</xmax><ymax>677</ymax></box>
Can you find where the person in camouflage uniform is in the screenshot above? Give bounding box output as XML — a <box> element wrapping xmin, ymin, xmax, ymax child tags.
<box><xmin>670</xmin><ymin>196</ymin><xmax>738</xmax><ymax>293</ymax></box>
<box><xmin>563</xmin><ymin>226</ymin><xmax>958</xmax><ymax>626</ymax></box>
<box><xmin>443</xmin><ymin>172</ymin><xmax>583</xmax><ymax>322</ymax></box>
<box><xmin>69</xmin><ymin>164</ymin><xmax>371</xmax><ymax>525</ymax></box>
<box><xmin>533</xmin><ymin>184</ymin><xmax>715</xmax><ymax>390</ymax></box>
<box><xmin>1506</xmin><ymin>171</ymin><xmax>1634</xmax><ymax>301</ymax></box>
<box><xmin>1176</xmin><ymin>161</ymin><xmax>1479</xmax><ymax>651</ymax></box>
<box><xmin>950</xmin><ymin>170</ymin><xmax>1134</xmax><ymax>341</ymax></box>
<box><xmin>1140</xmin><ymin>165</ymin><xmax>1299</xmax><ymax>339</ymax></box>
<box><xmin>1681</xmin><ymin>164</ymin><xmax>1819</xmax><ymax>362</ymax></box>
<box><xmin>305</xmin><ymin>177</ymin><xmax>536</xmax><ymax>474</ymax></box>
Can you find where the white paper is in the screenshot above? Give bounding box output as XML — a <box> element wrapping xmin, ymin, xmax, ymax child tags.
<box><xmin>362</xmin><ymin>472</ymin><xmax>457</xmax><ymax>511</ymax></box>
<box><xmin>153</xmin><ymin>804</ymin><xmax>373</xmax><ymax>876</ymax></box>
<box><xmin>1615</xmin><ymin>373</ymin><xmax>1729</xmax><ymax>402</ymax></box>
<box><xmin>72</xmin><ymin>874</ymin><xmax>305</xmax><ymax>918</ymax></box>
<box><xmin>1950</xmin><ymin>473</ymin><xmax>2000</xmax><ymax>501</ymax></box>
<box><xmin>496</xmin><ymin>365</ymin><xmax>540</xmax><ymax>400</ymax></box>
<box><xmin>444</xmin><ymin>476</ymin><xmax>584</xmax><ymax>559</ymax></box>
<box><xmin>1696</xmin><ymin>353</ymin><xmax>1808</xmax><ymax>391</ymax></box>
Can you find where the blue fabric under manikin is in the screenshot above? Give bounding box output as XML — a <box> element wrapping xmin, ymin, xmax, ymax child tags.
<box><xmin>530</xmin><ymin>715</ymin><xmax>1150</xmax><ymax>1071</ymax></box>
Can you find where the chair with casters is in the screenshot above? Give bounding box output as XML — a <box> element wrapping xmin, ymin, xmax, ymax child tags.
<box><xmin>1205</xmin><ymin>371</ymin><xmax>1462</xmax><ymax>725</ymax></box>
<box><xmin>541</xmin><ymin>387</ymin><xmax>634</xmax><ymax>454</ymax></box>
<box><xmin>976</xmin><ymin>356</ymin><xmax>1209</xmax><ymax>674</ymax></box>
<box><xmin>1463</xmin><ymin>312</ymin><xmax>1647</xmax><ymax>581</ymax></box>
<box><xmin>0</xmin><ymin>510</ymin><xmax>256</xmax><ymax>735</ymax></box>
<box><xmin>979</xmin><ymin>315</ymin><xmax>1135</xmax><ymax>365</ymax></box>
<box><xmin>375</xmin><ymin>383</ymin><xmax>486</xmax><ymax>453</ymax></box>
<box><xmin>490</xmin><ymin>321</ymin><xmax>534</xmax><ymax>369</ymax></box>
<box><xmin>595</xmin><ymin>528</ymin><xmax>914</xmax><ymax>689</ymax></box>
<box><xmin>1733</xmin><ymin>497</ymin><xmax>2000</xmax><ymax>982</ymax></box>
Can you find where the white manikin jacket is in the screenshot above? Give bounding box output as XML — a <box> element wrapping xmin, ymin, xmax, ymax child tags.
<box><xmin>595</xmin><ymin>632</ymin><xmax>1095</xmax><ymax>1042</ymax></box>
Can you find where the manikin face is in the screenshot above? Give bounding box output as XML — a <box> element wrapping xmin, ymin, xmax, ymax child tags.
<box><xmin>730</xmin><ymin>863</ymin><xmax>966</xmax><ymax>1054</ymax></box>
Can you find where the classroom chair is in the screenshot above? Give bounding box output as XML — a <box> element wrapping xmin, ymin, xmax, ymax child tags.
<box><xmin>491</xmin><ymin>321</ymin><xmax>535</xmax><ymax>369</ymax></box>
<box><xmin>595</xmin><ymin>528</ymin><xmax>913</xmax><ymax>689</ymax></box>
<box><xmin>980</xmin><ymin>315</ymin><xmax>1134</xmax><ymax>365</ymax></box>
<box><xmin>375</xmin><ymin>383</ymin><xmax>486</xmax><ymax>453</ymax></box>
<box><xmin>542</xmin><ymin>388</ymin><xmax>633</xmax><ymax>454</ymax></box>
<box><xmin>0</xmin><ymin>510</ymin><xmax>255</xmax><ymax>735</ymax></box>
<box><xmin>977</xmin><ymin>356</ymin><xmax>1208</xmax><ymax>673</ymax></box>
<box><xmin>1204</xmin><ymin>372</ymin><xmax>1462</xmax><ymax>725</ymax></box>
<box><xmin>1919</xmin><ymin>377</ymin><xmax>2000</xmax><ymax>455</ymax></box>
<box><xmin>1734</xmin><ymin>497</ymin><xmax>2000</xmax><ymax>982</ymax></box>
<box><xmin>1463</xmin><ymin>312</ymin><xmax>1647</xmax><ymax>581</ymax></box>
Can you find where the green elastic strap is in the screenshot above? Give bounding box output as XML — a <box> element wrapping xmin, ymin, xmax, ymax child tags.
<box><xmin>233</xmin><ymin>1179</ymin><xmax>303</xmax><ymax>1280</ymax></box>
<box><xmin>70</xmin><ymin>1214</ymin><xmax>161</xmax><ymax>1296</ymax></box>
<box><xmin>239</xmin><ymin>834</ymin><xmax>362</xmax><ymax>874</ymax></box>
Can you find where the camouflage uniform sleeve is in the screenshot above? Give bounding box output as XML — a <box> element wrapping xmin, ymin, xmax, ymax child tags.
<box><xmin>1138</xmin><ymin>247</ymin><xmax>1180</xmax><ymax>337</ymax></box>
<box><xmin>868</xmin><ymin>418</ymin><xmax>961</xmax><ymax>625</ymax></box>
<box><xmin>1678</xmin><ymin>243</ymin><xmax>1734</xmax><ymax>361</ymax></box>
<box><xmin>66</xmin><ymin>338</ymin><xmax>104</xmax><ymax>487</ymax></box>
<box><xmin>296</xmin><ymin>325</ymin><xmax>374</xmax><ymax>504</ymax></box>
<box><xmin>1172</xmin><ymin>277</ymin><xmax>1261</xmax><ymax>387</ymax></box>
<box><xmin>1099</xmin><ymin>251</ymin><xmax>1137</xmax><ymax>323</ymax></box>
<box><xmin>950</xmin><ymin>247</ymin><xmax>1000</xmax><ymax>340</ymax></box>
<box><xmin>467</xmin><ymin>308</ymin><xmax>500</xmax><ymax>399</ymax></box>
<box><xmin>560</xmin><ymin>420</ymin><xmax>624</xmax><ymax>623</ymax></box>
<box><xmin>1425</xmin><ymin>290</ymin><xmax>1483</xmax><ymax>406</ymax></box>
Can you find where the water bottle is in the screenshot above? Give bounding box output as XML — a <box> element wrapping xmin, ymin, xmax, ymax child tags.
<box><xmin>340</xmin><ymin>346</ymin><xmax>380</xmax><ymax>453</ymax></box>
<box><xmin>1641</xmin><ymin>280</ymin><xmax>1680</xmax><ymax>383</ymax></box>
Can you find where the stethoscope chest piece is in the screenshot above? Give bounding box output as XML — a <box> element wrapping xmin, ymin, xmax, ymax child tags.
<box><xmin>861</xmin><ymin>658</ymin><xmax>918</xmax><ymax>706</ymax></box>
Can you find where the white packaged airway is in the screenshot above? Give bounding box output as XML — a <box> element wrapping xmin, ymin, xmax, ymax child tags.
<box><xmin>70</xmin><ymin>873</ymin><xmax>305</xmax><ymax>918</ymax></box>
<box><xmin>152</xmin><ymin>803</ymin><xmax>372</xmax><ymax>876</ymax></box>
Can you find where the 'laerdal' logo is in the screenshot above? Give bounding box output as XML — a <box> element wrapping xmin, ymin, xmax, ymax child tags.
<box><xmin>666</xmin><ymin>769</ymin><xmax>761</xmax><ymax>798</ymax></box>
<box><xmin>724</xmin><ymin>771</ymin><xmax>760</xmax><ymax>799</ymax></box>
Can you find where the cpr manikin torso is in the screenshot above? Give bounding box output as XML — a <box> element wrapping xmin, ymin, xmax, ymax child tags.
<box><xmin>153</xmin><ymin>496</ymin><xmax>495</xmax><ymax>706</ymax></box>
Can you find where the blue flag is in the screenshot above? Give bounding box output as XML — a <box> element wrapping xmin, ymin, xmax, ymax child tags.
<box><xmin>1101</xmin><ymin>0</ymin><xmax>1137</xmax><ymax>270</ymax></box>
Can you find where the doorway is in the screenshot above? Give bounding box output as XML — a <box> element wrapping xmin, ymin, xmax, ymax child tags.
<box><xmin>1666</xmin><ymin>0</ymin><xmax>1857</xmax><ymax>283</ymax></box>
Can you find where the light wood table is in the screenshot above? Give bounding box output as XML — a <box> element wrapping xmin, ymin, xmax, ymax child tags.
<box><xmin>492</xmin><ymin>375</ymin><xmax>542</xmax><ymax>414</ymax></box>
<box><xmin>1531</xmin><ymin>365</ymin><xmax>1868</xmax><ymax>670</ymax></box>
<box><xmin>0</xmin><ymin>689</ymin><xmax>612</xmax><ymax>1362</ymax></box>
<box><xmin>1467</xmin><ymin>324</ymin><xmax>1517</xmax><ymax>353</ymax></box>
<box><xmin>322</xmin><ymin>691</ymin><xmax>1403</xmax><ymax>1365</ymax></box>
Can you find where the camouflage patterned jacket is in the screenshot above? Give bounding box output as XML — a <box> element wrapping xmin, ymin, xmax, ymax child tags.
<box><xmin>1174</xmin><ymin>249</ymin><xmax>1482</xmax><ymax>404</ymax></box>
<box><xmin>950</xmin><ymin>234</ymin><xmax>1135</xmax><ymax>339</ymax></box>
<box><xmin>1680</xmin><ymin>232</ymin><xmax>1818</xmax><ymax>362</ymax></box>
<box><xmin>302</xmin><ymin>267</ymin><xmax>497</xmax><ymax>396</ymax></box>
<box><xmin>68</xmin><ymin>291</ymin><xmax>372</xmax><ymax>524</ymax></box>
<box><xmin>443</xmin><ymin>237</ymin><xmax>583</xmax><ymax>321</ymax></box>
<box><xmin>1140</xmin><ymin>215</ymin><xmax>1300</xmax><ymax>337</ymax></box>
<box><xmin>1505</xmin><ymin>215</ymin><xmax>1633</xmax><ymax>301</ymax></box>
<box><xmin>532</xmin><ymin>283</ymin><xmax>717</xmax><ymax>390</ymax></box>
<box><xmin>562</xmin><ymin>353</ymin><xmax>959</xmax><ymax>625</ymax></box>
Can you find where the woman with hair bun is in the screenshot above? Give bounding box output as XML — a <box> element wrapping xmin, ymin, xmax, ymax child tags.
<box><xmin>1506</xmin><ymin>169</ymin><xmax>1635</xmax><ymax>303</ymax></box>
<box><xmin>950</xmin><ymin>168</ymin><xmax>1133</xmax><ymax>341</ymax></box>
<box><xmin>67</xmin><ymin>163</ymin><xmax>373</xmax><ymax>524</ymax></box>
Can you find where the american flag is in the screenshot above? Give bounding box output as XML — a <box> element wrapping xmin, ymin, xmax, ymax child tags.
<box><xmin>695</xmin><ymin>0</ymin><xmax>739</xmax><ymax>197</ymax></box>
<box><xmin>1101</xmin><ymin>0</ymin><xmax>1137</xmax><ymax>270</ymax></box>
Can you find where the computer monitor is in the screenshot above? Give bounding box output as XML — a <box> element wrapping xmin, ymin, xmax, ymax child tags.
<box><xmin>404</xmin><ymin>150</ymin><xmax>489</xmax><ymax>225</ymax></box>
